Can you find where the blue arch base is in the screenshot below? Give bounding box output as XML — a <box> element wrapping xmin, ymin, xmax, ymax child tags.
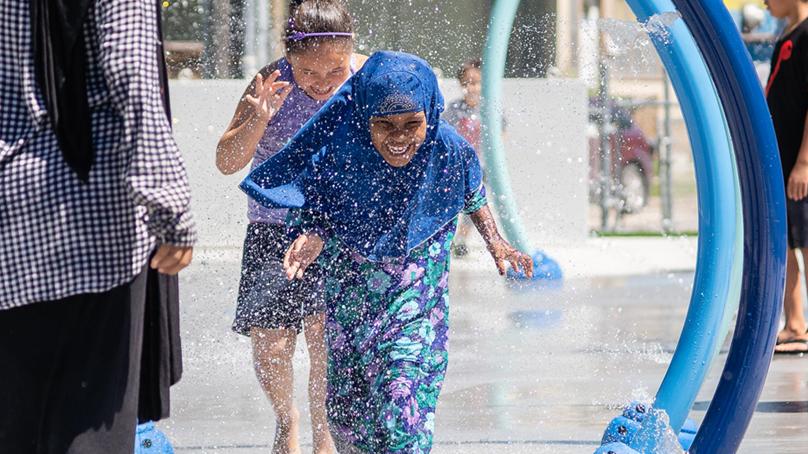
<box><xmin>599</xmin><ymin>401</ymin><xmax>697</xmax><ymax>452</ymax></box>
<box><xmin>599</xmin><ymin>402</ymin><xmax>684</xmax><ymax>453</ymax></box>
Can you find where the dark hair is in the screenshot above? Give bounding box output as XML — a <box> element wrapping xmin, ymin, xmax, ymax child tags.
<box><xmin>285</xmin><ymin>0</ymin><xmax>355</xmax><ymax>55</ymax></box>
<box><xmin>456</xmin><ymin>58</ymin><xmax>482</xmax><ymax>82</ymax></box>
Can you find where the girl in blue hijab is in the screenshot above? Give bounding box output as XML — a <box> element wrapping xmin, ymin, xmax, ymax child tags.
<box><xmin>242</xmin><ymin>51</ymin><xmax>532</xmax><ymax>453</ymax></box>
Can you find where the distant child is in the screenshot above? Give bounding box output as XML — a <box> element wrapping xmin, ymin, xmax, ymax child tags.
<box><xmin>765</xmin><ymin>0</ymin><xmax>808</xmax><ymax>354</ymax></box>
<box><xmin>241</xmin><ymin>51</ymin><xmax>533</xmax><ymax>453</ymax></box>
<box><xmin>443</xmin><ymin>58</ymin><xmax>505</xmax><ymax>257</ymax></box>
<box><xmin>444</xmin><ymin>58</ymin><xmax>484</xmax><ymax>150</ymax></box>
<box><xmin>215</xmin><ymin>0</ymin><xmax>366</xmax><ymax>451</ymax></box>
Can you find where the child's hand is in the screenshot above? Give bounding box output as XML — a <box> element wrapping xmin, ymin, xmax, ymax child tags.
<box><xmin>283</xmin><ymin>233</ymin><xmax>324</xmax><ymax>280</ymax></box>
<box><xmin>246</xmin><ymin>70</ymin><xmax>293</xmax><ymax>123</ymax></box>
<box><xmin>788</xmin><ymin>161</ymin><xmax>808</xmax><ymax>201</ymax></box>
<box><xmin>469</xmin><ymin>205</ymin><xmax>533</xmax><ymax>277</ymax></box>
<box><xmin>485</xmin><ymin>238</ymin><xmax>534</xmax><ymax>278</ymax></box>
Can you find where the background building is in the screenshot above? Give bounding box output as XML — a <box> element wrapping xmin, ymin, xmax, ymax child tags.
<box><xmin>160</xmin><ymin>0</ymin><xmax>561</xmax><ymax>79</ymax></box>
<box><xmin>159</xmin><ymin>0</ymin><xmax>781</xmax><ymax>233</ymax></box>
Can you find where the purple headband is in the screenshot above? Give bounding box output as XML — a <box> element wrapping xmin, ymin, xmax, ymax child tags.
<box><xmin>286</xmin><ymin>17</ymin><xmax>352</xmax><ymax>42</ymax></box>
<box><xmin>285</xmin><ymin>31</ymin><xmax>354</xmax><ymax>42</ymax></box>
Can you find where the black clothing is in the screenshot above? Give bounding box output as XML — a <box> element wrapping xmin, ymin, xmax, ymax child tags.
<box><xmin>767</xmin><ymin>18</ymin><xmax>808</xmax><ymax>180</ymax></box>
<box><xmin>137</xmin><ymin>2</ymin><xmax>183</xmax><ymax>422</ymax></box>
<box><xmin>0</xmin><ymin>269</ymin><xmax>147</xmax><ymax>454</ymax></box>
<box><xmin>768</xmin><ymin>18</ymin><xmax>808</xmax><ymax>248</ymax></box>
<box><xmin>232</xmin><ymin>223</ymin><xmax>326</xmax><ymax>335</ymax></box>
<box><xmin>786</xmin><ymin>198</ymin><xmax>808</xmax><ymax>248</ymax></box>
<box><xmin>138</xmin><ymin>265</ymin><xmax>182</xmax><ymax>422</ymax></box>
<box><xmin>30</xmin><ymin>0</ymin><xmax>94</xmax><ymax>180</ymax></box>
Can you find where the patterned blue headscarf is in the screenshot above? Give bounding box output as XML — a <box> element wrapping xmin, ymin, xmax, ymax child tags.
<box><xmin>240</xmin><ymin>51</ymin><xmax>483</xmax><ymax>261</ymax></box>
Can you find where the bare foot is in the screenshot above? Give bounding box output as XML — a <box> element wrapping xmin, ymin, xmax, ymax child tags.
<box><xmin>272</xmin><ymin>408</ymin><xmax>301</xmax><ymax>454</ymax></box>
<box><xmin>312</xmin><ymin>421</ymin><xmax>337</xmax><ymax>454</ymax></box>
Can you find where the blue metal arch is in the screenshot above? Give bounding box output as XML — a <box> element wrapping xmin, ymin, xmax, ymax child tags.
<box><xmin>623</xmin><ymin>0</ymin><xmax>738</xmax><ymax>433</ymax></box>
<box><xmin>671</xmin><ymin>1</ymin><xmax>787</xmax><ymax>452</ymax></box>
<box><xmin>482</xmin><ymin>0</ymin><xmax>785</xmax><ymax>451</ymax></box>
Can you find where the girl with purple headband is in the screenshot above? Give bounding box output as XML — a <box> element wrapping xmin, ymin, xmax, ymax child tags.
<box><xmin>216</xmin><ymin>1</ymin><xmax>366</xmax><ymax>452</ymax></box>
<box><xmin>242</xmin><ymin>51</ymin><xmax>534</xmax><ymax>453</ymax></box>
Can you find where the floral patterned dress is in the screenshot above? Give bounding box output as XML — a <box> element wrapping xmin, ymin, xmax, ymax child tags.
<box><xmin>317</xmin><ymin>188</ymin><xmax>487</xmax><ymax>453</ymax></box>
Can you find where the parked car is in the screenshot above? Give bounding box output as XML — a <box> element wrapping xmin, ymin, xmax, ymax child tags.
<box><xmin>588</xmin><ymin>100</ymin><xmax>656</xmax><ymax>214</ymax></box>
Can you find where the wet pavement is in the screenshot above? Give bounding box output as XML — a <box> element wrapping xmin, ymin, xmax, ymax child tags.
<box><xmin>161</xmin><ymin>252</ymin><xmax>808</xmax><ymax>453</ymax></box>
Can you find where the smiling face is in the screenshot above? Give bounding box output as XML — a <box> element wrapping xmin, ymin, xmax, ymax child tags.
<box><xmin>287</xmin><ymin>43</ymin><xmax>353</xmax><ymax>101</ymax></box>
<box><xmin>369</xmin><ymin>111</ymin><xmax>428</xmax><ymax>167</ymax></box>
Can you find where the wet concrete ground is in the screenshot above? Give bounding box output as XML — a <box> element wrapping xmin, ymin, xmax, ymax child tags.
<box><xmin>161</xmin><ymin>254</ymin><xmax>808</xmax><ymax>453</ymax></box>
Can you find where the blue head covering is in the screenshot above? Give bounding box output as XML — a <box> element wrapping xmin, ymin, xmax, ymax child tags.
<box><xmin>240</xmin><ymin>51</ymin><xmax>483</xmax><ymax>261</ymax></box>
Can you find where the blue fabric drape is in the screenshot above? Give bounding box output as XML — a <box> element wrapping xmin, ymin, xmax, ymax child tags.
<box><xmin>241</xmin><ymin>51</ymin><xmax>483</xmax><ymax>261</ymax></box>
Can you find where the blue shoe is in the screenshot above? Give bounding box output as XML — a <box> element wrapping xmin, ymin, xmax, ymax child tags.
<box><xmin>135</xmin><ymin>421</ymin><xmax>174</xmax><ymax>454</ymax></box>
<box><xmin>594</xmin><ymin>443</ymin><xmax>641</xmax><ymax>454</ymax></box>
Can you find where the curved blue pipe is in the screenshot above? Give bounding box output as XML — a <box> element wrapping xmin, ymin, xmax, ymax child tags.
<box><xmin>480</xmin><ymin>1</ymin><xmax>778</xmax><ymax>450</ymax></box>
<box><xmin>624</xmin><ymin>0</ymin><xmax>737</xmax><ymax>433</ymax></box>
<box><xmin>721</xmin><ymin>142</ymin><xmax>745</xmax><ymax>360</ymax></box>
<box><xmin>669</xmin><ymin>1</ymin><xmax>787</xmax><ymax>452</ymax></box>
<box><xmin>481</xmin><ymin>0</ymin><xmax>532</xmax><ymax>252</ymax></box>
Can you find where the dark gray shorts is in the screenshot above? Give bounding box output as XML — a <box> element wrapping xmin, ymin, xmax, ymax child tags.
<box><xmin>232</xmin><ymin>223</ymin><xmax>325</xmax><ymax>335</ymax></box>
<box><xmin>788</xmin><ymin>197</ymin><xmax>808</xmax><ymax>249</ymax></box>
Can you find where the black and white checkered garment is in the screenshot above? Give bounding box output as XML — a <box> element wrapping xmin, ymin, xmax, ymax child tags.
<box><xmin>0</xmin><ymin>0</ymin><xmax>196</xmax><ymax>309</ymax></box>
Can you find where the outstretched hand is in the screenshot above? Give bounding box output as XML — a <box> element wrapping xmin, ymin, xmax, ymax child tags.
<box><xmin>486</xmin><ymin>238</ymin><xmax>534</xmax><ymax>278</ymax></box>
<box><xmin>469</xmin><ymin>205</ymin><xmax>534</xmax><ymax>278</ymax></box>
<box><xmin>283</xmin><ymin>233</ymin><xmax>324</xmax><ymax>280</ymax></box>
<box><xmin>245</xmin><ymin>70</ymin><xmax>293</xmax><ymax>123</ymax></box>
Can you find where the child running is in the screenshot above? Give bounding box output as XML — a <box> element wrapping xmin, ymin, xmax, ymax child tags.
<box><xmin>241</xmin><ymin>51</ymin><xmax>533</xmax><ymax>453</ymax></box>
<box><xmin>443</xmin><ymin>58</ymin><xmax>486</xmax><ymax>257</ymax></box>
<box><xmin>765</xmin><ymin>0</ymin><xmax>808</xmax><ymax>354</ymax></box>
<box><xmin>215</xmin><ymin>0</ymin><xmax>365</xmax><ymax>451</ymax></box>
<box><xmin>444</xmin><ymin>58</ymin><xmax>485</xmax><ymax>150</ymax></box>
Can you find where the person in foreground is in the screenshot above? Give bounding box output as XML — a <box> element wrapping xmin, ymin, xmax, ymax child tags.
<box><xmin>216</xmin><ymin>1</ymin><xmax>365</xmax><ymax>451</ymax></box>
<box><xmin>0</xmin><ymin>0</ymin><xmax>195</xmax><ymax>453</ymax></box>
<box><xmin>765</xmin><ymin>0</ymin><xmax>808</xmax><ymax>354</ymax></box>
<box><xmin>241</xmin><ymin>51</ymin><xmax>533</xmax><ymax>453</ymax></box>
